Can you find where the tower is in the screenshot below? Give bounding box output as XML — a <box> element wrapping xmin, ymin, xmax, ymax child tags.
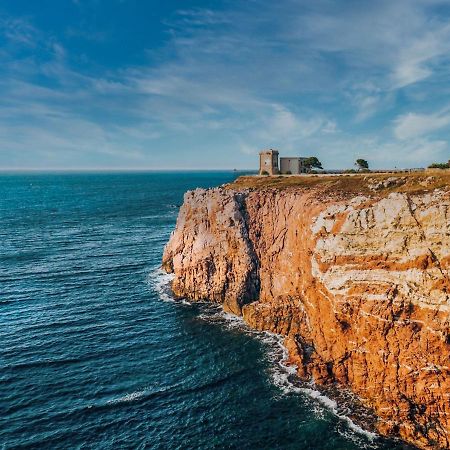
<box><xmin>259</xmin><ymin>149</ymin><xmax>279</xmax><ymax>175</ymax></box>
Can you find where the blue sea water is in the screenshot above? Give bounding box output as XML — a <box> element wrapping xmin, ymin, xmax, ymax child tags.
<box><xmin>0</xmin><ymin>172</ymin><xmax>414</xmax><ymax>450</ymax></box>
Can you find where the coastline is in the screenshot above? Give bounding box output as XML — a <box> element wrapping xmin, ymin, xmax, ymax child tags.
<box><xmin>162</xmin><ymin>173</ymin><xmax>450</xmax><ymax>449</ymax></box>
<box><xmin>150</xmin><ymin>267</ymin><xmax>411</xmax><ymax>449</ymax></box>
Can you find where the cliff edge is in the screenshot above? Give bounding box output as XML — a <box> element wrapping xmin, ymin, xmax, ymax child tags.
<box><xmin>162</xmin><ymin>173</ymin><xmax>450</xmax><ymax>449</ymax></box>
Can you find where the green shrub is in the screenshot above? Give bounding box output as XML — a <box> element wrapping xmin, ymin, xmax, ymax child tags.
<box><xmin>285</xmin><ymin>170</ymin><xmax>292</xmax><ymax>175</ymax></box>
<box><xmin>428</xmin><ymin>163</ymin><xmax>449</xmax><ymax>169</ymax></box>
<box><xmin>261</xmin><ymin>170</ymin><xmax>269</xmax><ymax>175</ymax></box>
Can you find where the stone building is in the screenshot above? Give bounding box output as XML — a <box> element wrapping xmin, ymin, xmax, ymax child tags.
<box><xmin>259</xmin><ymin>149</ymin><xmax>308</xmax><ymax>175</ymax></box>
<box><xmin>259</xmin><ymin>149</ymin><xmax>279</xmax><ymax>175</ymax></box>
<box><xmin>280</xmin><ymin>157</ymin><xmax>308</xmax><ymax>174</ymax></box>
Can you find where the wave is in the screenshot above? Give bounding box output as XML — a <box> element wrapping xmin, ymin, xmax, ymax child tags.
<box><xmin>147</xmin><ymin>267</ymin><xmax>175</xmax><ymax>302</ymax></box>
<box><xmin>94</xmin><ymin>384</ymin><xmax>180</xmax><ymax>409</ymax></box>
<box><xmin>106</xmin><ymin>390</ymin><xmax>149</xmax><ymax>405</ymax></box>
<box><xmin>203</xmin><ymin>310</ymin><xmax>377</xmax><ymax>437</ymax></box>
<box><xmin>104</xmin><ymin>369</ymin><xmax>249</xmax><ymax>409</ymax></box>
<box><xmin>147</xmin><ymin>267</ymin><xmax>193</xmax><ymax>305</ymax></box>
<box><xmin>150</xmin><ymin>269</ymin><xmax>381</xmax><ymax>447</ymax></box>
<box><xmin>210</xmin><ymin>310</ymin><xmax>380</xmax><ymax>446</ymax></box>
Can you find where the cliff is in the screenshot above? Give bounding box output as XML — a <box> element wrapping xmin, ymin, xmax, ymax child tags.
<box><xmin>162</xmin><ymin>173</ymin><xmax>450</xmax><ymax>449</ymax></box>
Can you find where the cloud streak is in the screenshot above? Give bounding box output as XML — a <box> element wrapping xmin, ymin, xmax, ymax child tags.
<box><xmin>394</xmin><ymin>112</ymin><xmax>450</xmax><ymax>140</ymax></box>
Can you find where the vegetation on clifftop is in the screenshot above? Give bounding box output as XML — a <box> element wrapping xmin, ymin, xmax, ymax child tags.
<box><xmin>226</xmin><ymin>172</ymin><xmax>450</xmax><ymax>196</ymax></box>
<box><xmin>428</xmin><ymin>162</ymin><xmax>450</xmax><ymax>169</ymax></box>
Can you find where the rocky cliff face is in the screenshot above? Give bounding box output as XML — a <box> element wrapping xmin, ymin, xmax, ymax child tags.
<box><xmin>162</xmin><ymin>178</ymin><xmax>450</xmax><ymax>449</ymax></box>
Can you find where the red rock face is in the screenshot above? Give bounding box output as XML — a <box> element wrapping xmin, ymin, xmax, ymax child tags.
<box><xmin>162</xmin><ymin>185</ymin><xmax>450</xmax><ymax>449</ymax></box>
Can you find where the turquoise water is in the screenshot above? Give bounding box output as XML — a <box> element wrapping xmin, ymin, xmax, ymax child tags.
<box><xmin>1</xmin><ymin>172</ymin><xmax>413</xmax><ymax>449</ymax></box>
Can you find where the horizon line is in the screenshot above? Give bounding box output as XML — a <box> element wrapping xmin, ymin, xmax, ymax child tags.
<box><xmin>0</xmin><ymin>168</ymin><xmax>257</xmax><ymax>173</ymax></box>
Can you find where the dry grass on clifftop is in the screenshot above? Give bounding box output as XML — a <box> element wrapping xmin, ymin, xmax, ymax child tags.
<box><xmin>226</xmin><ymin>172</ymin><xmax>450</xmax><ymax>197</ymax></box>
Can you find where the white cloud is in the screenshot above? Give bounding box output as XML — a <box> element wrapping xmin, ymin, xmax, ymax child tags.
<box><xmin>1</xmin><ymin>17</ymin><xmax>39</xmax><ymax>47</ymax></box>
<box><xmin>238</xmin><ymin>142</ymin><xmax>257</xmax><ymax>156</ymax></box>
<box><xmin>353</xmin><ymin>95</ymin><xmax>382</xmax><ymax>122</ymax></box>
<box><xmin>322</xmin><ymin>120</ymin><xmax>338</xmax><ymax>134</ymax></box>
<box><xmin>391</xmin><ymin>27</ymin><xmax>450</xmax><ymax>88</ymax></box>
<box><xmin>370</xmin><ymin>138</ymin><xmax>448</xmax><ymax>167</ymax></box>
<box><xmin>394</xmin><ymin>112</ymin><xmax>450</xmax><ymax>140</ymax></box>
<box><xmin>302</xmin><ymin>132</ymin><xmax>447</xmax><ymax>169</ymax></box>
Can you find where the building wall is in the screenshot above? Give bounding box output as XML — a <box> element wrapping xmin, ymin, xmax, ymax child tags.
<box><xmin>259</xmin><ymin>150</ymin><xmax>279</xmax><ymax>175</ymax></box>
<box><xmin>280</xmin><ymin>157</ymin><xmax>307</xmax><ymax>174</ymax></box>
<box><xmin>280</xmin><ymin>158</ymin><xmax>297</xmax><ymax>174</ymax></box>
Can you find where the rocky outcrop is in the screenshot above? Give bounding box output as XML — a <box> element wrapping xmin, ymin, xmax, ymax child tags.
<box><xmin>162</xmin><ymin>181</ymin><xmax>450</xmax><ymax>449</ymax></box>
<box><xmin>162</xmin><ymin>189</ymin><xmax>259</xmax><ymax>315</ymax></box>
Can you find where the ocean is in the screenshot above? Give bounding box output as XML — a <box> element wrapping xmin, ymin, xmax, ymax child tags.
<box><xmin>1</xmin><ymin>172</ymin><xmax>413</xmax><ymax>449</ymax></box>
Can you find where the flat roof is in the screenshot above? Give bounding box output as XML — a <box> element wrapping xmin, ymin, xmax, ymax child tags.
<box><xmin>280</xmin><ymin>156</ymin><xmax>307</xmax><ymax>159</ymax></box>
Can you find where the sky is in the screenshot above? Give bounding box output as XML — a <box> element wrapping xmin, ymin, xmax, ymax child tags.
<box><xmin>1</xmin><ymin>0</ymin><xmax>450</xmax><ymax>170</ymax></box>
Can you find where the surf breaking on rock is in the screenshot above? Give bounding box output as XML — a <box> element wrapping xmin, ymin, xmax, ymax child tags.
<box><xmin>150</xmin><ymin>267</ymin><xmax>383</xmax><ymax>449</ymax></box>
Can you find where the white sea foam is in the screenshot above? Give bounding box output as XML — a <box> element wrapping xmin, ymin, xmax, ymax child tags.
<box><xmin>268</xmin><ymin>345</ymin><xmax>378</xmax><ymax>443</ymax></box>
<box><xmin>218</xmin><ymin>311</ymin><xmax>247</xmax><ymax>328</ymax></box>
<box><xmin>195</xmin><ymin>306</ymin><xmax>379</xmax><ymax>445</ymax></box>
<box><xmin>264</xmin><ymin>337</ymin><xmax>377</xmax><ymax>442</ymax></box>
<box><xmin>149</xmin><ymin>270</ymin><xmax>379</xmax><ymax>445</ymax></box>
<box><xmin>147</xmin><ymin>267</ymin><xmax>175</xmax><ymax>302</ymax></box>
<box><xmin>148</xmin><ymin>266</ymin><xmax>193</xmax><ymax>305</ymax></box>
<box><xmin>107</xmin><ymin>390</ymin><xmax>148</xmax><ymax>405</ymax></box>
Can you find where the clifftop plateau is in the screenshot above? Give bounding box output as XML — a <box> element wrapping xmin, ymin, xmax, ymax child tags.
<box><xmin>162</xmin><ymin>173</ymin><xmax>450</xmax><ymax>449</ymax></box>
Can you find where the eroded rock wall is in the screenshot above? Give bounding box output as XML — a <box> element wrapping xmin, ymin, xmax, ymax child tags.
<box><xmin>162</xmin><ymin>188</ymin><xmax>259</xmax><ymax>315</ymax></box>
<box><xmin>162</xmin><ymin>185</ymin><xmax>450</xmax><ymax>449</ymax></box>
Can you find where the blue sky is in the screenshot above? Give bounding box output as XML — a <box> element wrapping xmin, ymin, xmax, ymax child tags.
<box><xmin>1</xmin><ymin>0</ymin><xmax>450</xmax><ymax>170</ymax></box>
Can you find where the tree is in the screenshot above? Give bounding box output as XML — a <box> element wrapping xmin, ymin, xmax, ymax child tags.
<box><xmin>303</xmin><ymin>157</ymin><xmax>323</xmax><ymax>172</ymax></box>
<box><xmin>355</xmin><ymin>159</ymin><xmax>369</xmax><ymax>171</ymax></box>
<box><xmin>428</xmin><ymin>162</ymin><xmax>449</xmax><ymax>169</ymax></box>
